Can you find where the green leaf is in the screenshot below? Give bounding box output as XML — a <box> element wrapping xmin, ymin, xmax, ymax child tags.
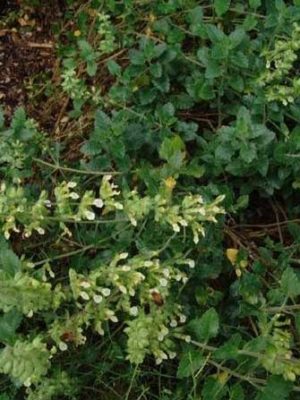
<box><xmin>87</xmin><ymin>60</ymin><xmax>97</xmax><ymax>77</ymax></box>
<box><xmin>0</xmin><ymin>242</ymin><xmax>21</xmax><ymax>277</ymax></box>
<box><xmin>229</xmin><ymin>28</ymin><xmax>246</xmax><ymax>48</ymax></box>
<box><xmin>0</xmin><ymin>310</ymin><xmax>22</xmax><ymax>345</ymax></box>
<box><xmin>202</xmin><ymin>376</ymin><xmax>227</xmax><ymax>400</ymax></box>
<box><xmin>78</xmin><ymin>39</ymin><xmax>94</xmax><ymax>60</ymax></box>
<box><xmin>150</xmin><ymin>63</ymin><xmax>163</xmax><ymax>78</ymax></box>
<box><xmin>0</xmin><ymin>394</ymin><xmax>11</xmax><ymax>400</ymax></box>
<box><xmin>188</xmin><ymin>6</ymin><xmax>203</xmax><ymax>26</ymax></box>
<box><xmin>159</xmin><ymin>135</ymin><xmax>185</xmax><ymax>169</ymax></box>
<box><xmin>229</xmin><ymin>75</ymin><xmax>244</xmax><ymax>92</ymax></box>
<box><xmin>288</xmin><ymin>223</ymin><xmax>300</xmax><ymax>242</ymax></box>
<box><xmin>243</xmin><ymin>15</ymin><xmax>258</xmax><ymax>31</ymax></box>
<box><xmin>214</xmin><ymin>334</ymin><xmax>242</xmax><ymax>360</ymax></box>
<box><xmin>249</xmin><ymin>0</ymin><xmax>261</xmax><ymax>8</ymax></box>
<box><xmin>294</xmin><ymin>313</ymin><xmax>300</xmax><ymax>335</ymax></box>
<box><xmin>205</xmin><ymin>59</ymin><xmax>222</xmax><ymax>79</ymax></box>
<box><xmin>183</xmin><ymin>161</ymin><xmax>205</xmax><ymax>178</ymax></box>
<box><xmin>229</xmin><ymin>384</ymin><xmax>245</xmax><ymax>400</ymax></box>
<box><xmin>233</xmin><ymin>195</ymin><xmax>249</xmax><ymax>211</ymax></box>
<box><xmin>281</xmin><ymin>267</ymin><xmax>300</xmax><ymax>298</ymax></box>
<box><xmin>206</xmin><ymin>25</ymin><xmax>226</xmax><ymax>42</ymax></box>
<box><xmin>94</xmin><ymin>110</ymin><xmax>111</xmax><ymax>133</ymax></box>
<box><xmin>188</xmin><ymin>6</ymin><xmax>206</xmax><ymax>36</ymax></box>
<box><xmin>11</xmin><ymin>108</ymin><xmax>27</xmax><ymax>137</ymax></box>
<box><xmin>107</xmin><ymin>60</ymin><xmax>121</xmax><ymax>76</ymax></box>
<box><xmin>257</xmin><ymin>376</ymin><xmax>292</xmax><ymax>400</ymax></box>
<box><xmin>78</xmin><ymin>40</ymin><xmax>97</xmax><ymax>75</ymax></box>
<box><xmin>214</xmin><ymin>0</ymin><xmax>231</xmax><ymax>17</ymax></box>
<box><xmin>240</xmin><ymin>142</ymin><xmax>257</xmax><ymax>163</ymax></box>
<box><xmin>0</xmin><ymin>108</ymin><xmax>4</xmax><ymax>129</ymax></box>
<box><xmin>189</xmin><ymin>308</ymin><xmax>219</xmax><ymax>342</ymax></box>
<box><xmin>177</xmin><ymin>350</ymin><xmax>205</xmax><ymax>378</ymax></box>
<box><xmin>138</xmin><ymin>88</ymin><xmax>157</xmax><ymax>105</ymax></box>
<box><xmin>156</xmin><ymin>103</ymin><xmax>176</xmax><ymax>127</ymax></box>
<box><xmin>129</xmin><ymin>49</ymin><xmax>145</xmax><ymax>65</ymax></box>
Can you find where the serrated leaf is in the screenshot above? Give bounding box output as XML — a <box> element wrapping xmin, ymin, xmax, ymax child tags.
<box><xmin>0</xmin><ymin>108</ymin><xmax>4</xmax><ymax>129</ymax></box>
<box><xmin>281</xmin><ymin>267</ymin><xmax>300</xmax><ymax>298</ymax></box>
<box><xmin>94</xmin><ymin>110</ymin><xmax>111</xmax><ymax>133</ymax></box>
<box><xmin>87</xmin><ymin>60</ymin><xmax>97</xmax><ymax>77</ymax></box>
<box><xmin>129</xmin><ymin>49</ymin><xmax>145</xmax><ymax>65</ymax></box>
<box><xmin>229</xmin><ymin>384</ymin><xmax>245</xmax><ymax>400</ymax></box>
<box><xmin>295</xmin><ymin>313</ymin><xmax>300</xmax><ymax>335</ymax></box>
<box><xmin>177</xmin><ymin>350</ymin><xmax>205</xmax><ymax>378</ymax></box>
<box><xmin>206</xmin><ymin>24</ymin><xmax>226</xmax><ymax>42</ymax></box>
<box><xmin>229</xmin><ymin>28</ymin><xmax>246</xmax><ymax>48</ymax></box>
<box><xmin>202</xmin><ymin>376</ymin><xmax>227</xmax><ymax>400</ymax></box>
<box><xmin>78</xmin><ymin>39</ymin><xmax>94</xmax><ymax>60</ymax></box>
<box><xmin>150</xmin><ymin>63</ymin><xmax>163</xmax><ymax>78</ymax></box>
<box><xmin>189</xmin><ymin>308</ymin><xmax>219</xmax><ymax>342</ymax></box>
<box><xmin>288</xmin><ymin>223</ymin><xmax>300</xmax><ymax>242</ymax></box>
<box><xmin>0</xmin><ymin>310</ymin><xmax>22</xmax><ymax>345</ymax></box>
<box><xmin>0</xmin><ymin>394</ymin><xmax>11</xmax><ymax>400</ymax></box>
<box><xmin>159</xmin><ymin>135</ymin><xmax>185</xmax><ymax>169</ymax></box>
<box><xmin>157</xmin><ymin>102</ymin><xmax>175</xmax><ymax>120</ymax></box>
<box><xmin>231</xmin><ymin>195</ymin><xmax>249</xmax><ymax>212</ymax></box>
<box><xmin>138</xmin><ymin>88</ymin><xmax>157</xmax><ymax>105</ymax></box>
<box><xmin>0</xmin><ymin>243</ymin><xmax>21</xmax><ymax>277</ymax></box>
<box><xmin>214</xmin><ymin>0</ymin><xmax>231</xmax><ymax>17</ymax></box>
<box><xmin>257</xmin><ymin>376</ymin><xmax>292</xmax><ymax>400</ymax></box>
<box><xmin>249</xmin><ymin>0</ymin><xmax>261</xmax><ymax>8</ymax></box>
<box><xmin>183</xmin><ymin>162</ymin><xmax>205</xmax><ymax>178</ymax></box>
<box><xmin>107</xmin><ymin>60</ymin><xmax>121</xmax><ymax>76</ymax></box>
<box><xmin>188</xmin><ymin>6</ymin><xmax>203</xmax><ymax>25</ymax></box>
<box><xmin>214</xmin><ymin>334</ymin><xmax>242</xmax><ymax>360</ymax></box>
<box><xmin>205</xmin><ymin>59</ymin><xmax>222</xmax><ymax>79</ymax></box>
<box><xmin>11</xmin><ymin>107</ymin><xmax>26</xmax><ymax>133</ymax></box>
<box><xmin>240</xmin><ymin>142</ymin><xmax>257</xmax><ymax>163</ymax></box>
<box><xmin>229</xmin><ymin>75</ymin><xmax>244</xmax><ymax>92</ymax></box>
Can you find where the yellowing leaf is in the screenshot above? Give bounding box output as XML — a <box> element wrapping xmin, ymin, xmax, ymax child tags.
<box><xmin>74</xmin><ymin>30</ymin><xmax>81</xmax><ymax>37</ymax></box>
<box><xmin>239</xmin><ymin>259</ymin><xmax>248</xmax><ymax>269</ymax></box>
<box><xmin>226</xmin><ymin>248</ymin><xmax>238</xmax><ymax>265</ymax></box>
<box><xmin>165</xmin><ymin>177</ymin><xmax>176</xmax><ymax>191</ymax></box>
<box><xmin>217</xmin><ymin>371</ymin><xmax>229</xmax><ymax>385</ymax></box>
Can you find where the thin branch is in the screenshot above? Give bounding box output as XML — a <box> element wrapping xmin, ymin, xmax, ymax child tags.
<box><xmin>33</xmin><ymin>158</ymin><xmax>122</xmax><ymax>176</ymax></box>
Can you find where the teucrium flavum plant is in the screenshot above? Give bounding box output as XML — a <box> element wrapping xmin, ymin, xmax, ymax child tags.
<box><xmin>3</xmin><ymin>1</ymin><xmax>300</xmax><ymax>399</ymax></box>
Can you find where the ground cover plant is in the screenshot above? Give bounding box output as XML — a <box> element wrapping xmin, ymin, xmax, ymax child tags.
<box><xmin>2</xmin><ymin>0</ymin><xmax>300</xmax><ymax>399</ymax></box>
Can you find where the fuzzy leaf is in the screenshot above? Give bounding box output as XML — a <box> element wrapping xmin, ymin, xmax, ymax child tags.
<box><xmin>257</xmin><ymin>376</ymin><xmax>292</xmax><ymax>400</ymax></box>
<box><xmin>214</xmin><ymin>0</ymin><xmax>231</xmax><ymax>17</ymax></box>
<box><xmin>281</xmin><ymin>267</ymin><xmax>300</xmax><ymax>298</ymax></box>
<box><xmin>177</xmin><ymin>350</ymin><xmax>205</xmax><ymax>378</ymax></box>
<box><xmin>189</xmin><ymin>308</ymin><xmax>219</xmax><ymax>342</ymax></box>
<box><xmin>202</xmin><ymin>376</ymin><xmax>227</xmax><ymax>400</ymax></box>
<box><xmin>0</xmin><ymin>244</ymin><xmax>21</xmax><ymax>277</ymax></box>
<box><xmin>0</xmin><ymin>309</ymin><xmax>22</xmax><ymax>345</ymax></box>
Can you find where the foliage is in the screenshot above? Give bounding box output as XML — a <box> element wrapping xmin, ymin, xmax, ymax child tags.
<box><xmin>2</xmin><ymin>0</ymin><xmax>300</xmax><ymax>399</ymax></box>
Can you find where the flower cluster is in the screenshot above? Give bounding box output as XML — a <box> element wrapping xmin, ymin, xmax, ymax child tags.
<box><xmin>96</xmin><ymin>13</ymin><xmax>117</xmax><ymax>54</ymax></box>
<box><xmin>0</xmin><ymin>183</ymin><xmax>48</xmax><ymax>239</ymax></box>
<box><xmin>259</xmin><ymin>23</ymin><xmax>300</xmax><ymax>105</ymax></box>
<box><xmin>0</xmin><ymin>337</ymin><xmax>51</xmax><ymax>387</ymax></box>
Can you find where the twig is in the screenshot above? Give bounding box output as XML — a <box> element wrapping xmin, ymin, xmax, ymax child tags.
<box><xmin>33</xmin><ymin>157</ymin><xmax>122</xmax><ymax>176</ymax></box>
<box><xmin>33</xmin><ymin>244</ymin><xmax>95</xmax><ymax>266</ymax></box>
<box><xmin>26</xmin><ymin>42</ymin><xmax>54</xmax><ymax>49</ymax></box>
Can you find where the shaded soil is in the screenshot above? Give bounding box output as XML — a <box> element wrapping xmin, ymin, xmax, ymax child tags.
<box><xmin>0</xmin><ymin>1</ymin><xmax>61</xmax><ymax>121</ymax></box>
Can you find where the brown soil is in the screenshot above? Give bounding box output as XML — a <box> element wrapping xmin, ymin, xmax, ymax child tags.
<box><xmin>0</xmin><ymin>1</ymin><xmax>62</xmax><ymax>122</ymax></box>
